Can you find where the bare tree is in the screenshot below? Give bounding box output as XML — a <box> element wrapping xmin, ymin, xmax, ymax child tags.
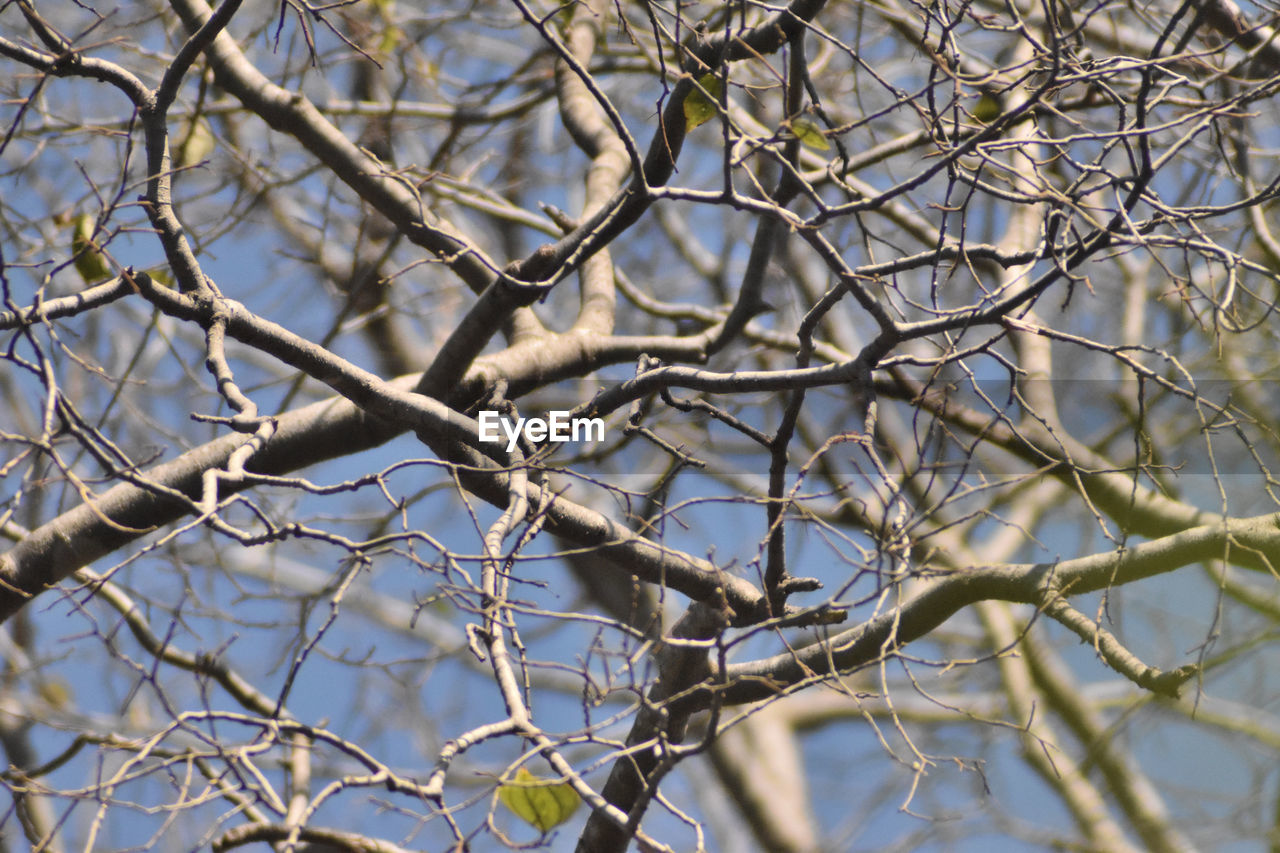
<box><xmin>2</xmin><ymin>0</ymin><xmax>1280</xmax><ymax>849</ymax></box>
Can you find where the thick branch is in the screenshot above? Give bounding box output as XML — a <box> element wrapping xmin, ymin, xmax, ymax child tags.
<box><xmin>575</xmin><ymin>602</ymin><xmax>724</xmax><ymax>853</ymax></box>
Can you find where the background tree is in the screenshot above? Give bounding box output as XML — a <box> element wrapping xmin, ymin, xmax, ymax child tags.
<box><xmin>2</xmin><ymin>0</ymin><xmax>1280</xmax><ymax>850</ymax></box>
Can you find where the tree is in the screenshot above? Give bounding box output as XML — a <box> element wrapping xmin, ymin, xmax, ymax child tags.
<box><xmin>2</xmin><ymin>0</ymin><xmax>1280</xmax><ymax>849</ymax></box>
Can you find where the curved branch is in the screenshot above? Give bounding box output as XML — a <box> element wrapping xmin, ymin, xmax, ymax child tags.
<box><xmin>168</xmin><ymin>0</ymin><xmax>499</xmax><ymax>295</ymax></box>
<box><xmin>712</xmin><ymin>511</ymin><xmax>1280</xmax><ymax>707</ymax></box>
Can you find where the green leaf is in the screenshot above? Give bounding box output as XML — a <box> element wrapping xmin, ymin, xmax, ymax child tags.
<box><xmin>791</xmin><ymin>118</ymin><xmax>830</xmax><ymax>151</ymax></box>
<box><xmin>972</xmin><ymin>91</ymin><xmax>1002</xmax><ymax>123</ymax></box>
<box><xmin>498</xmin><ymin>766</ymin><xmax>581</xmax><ymax>832</ymax></box>
<box><xmin>682</xmin><ymin>73</ymin><xmax>723</xmax><ymax>131</ymax></box>
<box><xmin>71</xmin><ymin>213</ymin><xmax>111</xmax><ymax>285</ymax></box>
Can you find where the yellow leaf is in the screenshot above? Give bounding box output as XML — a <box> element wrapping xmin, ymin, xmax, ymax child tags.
<box><xmin>377</xmin><ymin>26</ymin><xmax>403</xmax><ymax>55</ymax></box>
<box><xmin>175</xmin><ymin>117</ymin><xmax>215</xmax><ymax>170</ymax></box>
<box><xmin>791</xmin><ymin>118</ymin><xmax>830</xmax><ymax>151</ymax></box>
<box><xmin>498</xmin><ymin>766</ymin><xmax>580</xmax><ymax>832</ymax></box>
<box><xmin>143</xmin><ymin>266</ymin><xmax>175</xmax><ymax>288</ymax></box>
<box><xmin>682</xmin><ymin>73</ymin><xmax>723</xmax><ymax>131</ymax></box>
<box><xmin>38</xmin><ymin>677</ymin><xmax>73</xmax><ymax>709</ymax></box>
<box><xmin>71</xmin><ymin>214</ymin><xmax>111</xmax><ymax>284</ymax></box>
<box><xmin>372</xmin><ymin>0</ymin><xmax>403</xmax><ymax>56</ymax></box>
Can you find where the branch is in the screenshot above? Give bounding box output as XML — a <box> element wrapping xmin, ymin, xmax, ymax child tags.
<box><xmin>979</xmin><ymin>602</ymin><xmax>1145</xmax><ymax>853</ymax></box>
<box><xmin>1191</xmin><ymin>0</ymin><xmax>1280</xmax><ymax>72</ymax></box>
<box><xmin>711</xmin><ymin>512</ymin><xmax>1280</xmax><ymax>707</ymax></box>
<box><xmin>1019</xmin><ymin>621</ymin><xmax>1195</xmax><ymax>852</ymax></box>
<box><xmin>575</xmin><ymin>602</ymin><xmax>725</xmax><ymax>853</ymax></box>
<box><xmin>1042</xmin><ymin>596</ymin><xmax>1197</xmax><ymax>698</ymax></box>
<box><xmin>0</xmin><ymin>367</ymin><xmax>778</xmax><ymax>626</ymax></box>
<box><xmin>167</xmin><ymin>0</ymin><xmax>499</xmax><ymax>295</ymax></box>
